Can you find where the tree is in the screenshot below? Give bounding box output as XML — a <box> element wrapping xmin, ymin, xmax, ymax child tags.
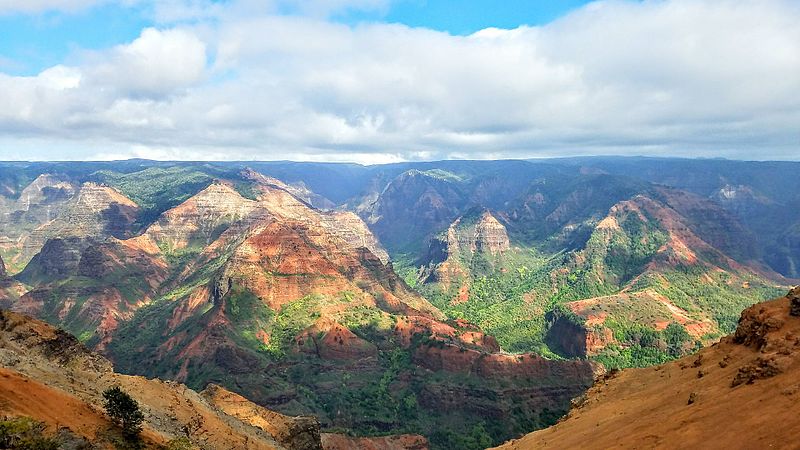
<box><xmin>663</xmin><ymin>322</ymin><xmax>691</xmax><ymax>358</ymax></box>
<box><xmin>103</xmin><ymin>387</ymin><xmax>145</xmax><ymax>438</ymax></box>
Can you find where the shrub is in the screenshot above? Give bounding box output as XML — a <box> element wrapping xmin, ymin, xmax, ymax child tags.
<box><xmin>0</xmin><ymin>417</ymin><xmax>60</xmax><ymax>450</ymax></box>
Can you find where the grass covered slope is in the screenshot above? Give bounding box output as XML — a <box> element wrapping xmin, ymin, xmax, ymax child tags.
<box><xmin>494</xmin><ymin>288</ymin><xmax>800</xmax><ymax>450</ymax></box>
<box><xmin>403</xmin><ymin>184</ymin><xmax>788</xmax><ymax>368</ymax></box>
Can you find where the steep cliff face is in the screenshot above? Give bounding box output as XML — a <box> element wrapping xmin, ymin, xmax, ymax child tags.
<box><xmin>0</xmin><ymin>179</ymin><xmax>139</xmax><ymax>273</ymax></box>
<box><xmin>495</xmin><ymin>289</ymin><xmax>800</xmax><ymax>450</ymax></box>
<box><xmin>49</xmin><ymin>182</ymin><xmax>139</xmax><ymax>239</ymax></box>
<box><xmin>420</xmin><ymin>209</ymin><xmax>510</xmax><ymax>288</ymax></box>
<box><xmin>144</xmin><ymin>182</ymin><xmax>263</xmax><ymax>252</ymax></box>
<box><xmin>364</xmin><ymin>170</ymin><xmax>467</xmax><ymax>253</ymax></box>
<box><xmin>0</xmin><ymin>174</ymin><xmax>78</xmax><ymax>272</ymax></box>
<box><xmin>0</xmin><ymin>255</ymin><xmax>27</xmax><ymax>304</ymax></box>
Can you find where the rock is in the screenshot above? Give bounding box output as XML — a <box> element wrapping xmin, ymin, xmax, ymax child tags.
<box><xmin>201</xmin><ymin>384</ymin><xmax>323</xmax><ymax>450</ymax></box>
<box><xmin>420</xmin><ymin>209</ymin><xmax>510</xmax><ymax>287</ymax></box>
<box><xmin>731</xmin><ymin>356</ymin><xmax>785</xmax><ymax>387</ymax></box>
<box><xmin>788</xmin><ymin>287</ymin><xmax>800</xmax><ymax>316</ymax></box>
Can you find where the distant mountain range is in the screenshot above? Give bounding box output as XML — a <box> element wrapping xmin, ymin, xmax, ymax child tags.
<box><xmin>0</xmin><ymin>157</ymin><xmax>797</xmax><ymax>449</ymax></box>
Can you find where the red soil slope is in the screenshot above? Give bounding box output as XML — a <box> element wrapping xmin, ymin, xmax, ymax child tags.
<box><xmin>496</xmin><ymin>287</ymin><xmax>800</xmax><ymax>449</ymax></box>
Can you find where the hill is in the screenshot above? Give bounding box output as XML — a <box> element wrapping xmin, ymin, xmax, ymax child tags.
<box><xmin>494</xmin><ymin>287</ymin><xmax>800</xmax><ymax>449</ymax></box>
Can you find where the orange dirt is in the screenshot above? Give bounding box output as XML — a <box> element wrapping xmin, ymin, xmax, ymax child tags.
<box><xmin>0</xmin><ymin>368</ymin><xmax>112</xmax><ymax>439</ymax></box>
<box><xmin>495</xmin><ymin>292</ymin><xmax>800</xmax><ymax>450</ymax></box>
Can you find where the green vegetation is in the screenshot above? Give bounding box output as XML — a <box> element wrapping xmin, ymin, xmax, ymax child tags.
<box><xmin>103</xmin><ymin>386</ymin><xmax>145</xmax><ymax>439</ymax></box>
<box><xmin>93</xmin><ymin>166</ymin><xmax>214</xmax><ymax>226</ymax></box>
<box><xmin>403</xmin><ymin>197</ymin><xmax>784</xmax><ymax>371</ymax></box>
<box><xmin>263</xmin><ymin>294</ymin><xmax>320</xmax><ymax>358</ymax></box>
<box><xmin>0</xmin><ymin>417</ymin><xmax>59</xmax><ymax>450</ymax></box>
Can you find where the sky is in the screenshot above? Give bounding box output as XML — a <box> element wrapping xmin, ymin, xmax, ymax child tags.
<box><xmin>0</xmin><ymin>0</ymin><xmax>798</xmax><ymax>163</ymax></box>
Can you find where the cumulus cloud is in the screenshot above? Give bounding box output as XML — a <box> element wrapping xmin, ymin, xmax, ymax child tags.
<box><xmin>0</xmin><ymin>0</ymin><xmax>798</xmax><ymax>162</ymax></box>
<box><xmin>89</xmin><ymin>27</ymin><xmax>207</xmax><ymax>98</ymax></box>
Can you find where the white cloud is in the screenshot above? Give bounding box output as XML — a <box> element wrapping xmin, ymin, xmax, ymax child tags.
<box><xmin>0</xmin><ymin>0</ymin><xmax>105</xmax><ymax>14</ymax></box>
<box><xmin>0</xmin><ymin>0</ymin><xmax>799</xmax><ymax>162</ymax></box>
<box><xmin>88</xmin><ymin>27</ymin><xmax>207</xmax><ymax>98</ymax></box>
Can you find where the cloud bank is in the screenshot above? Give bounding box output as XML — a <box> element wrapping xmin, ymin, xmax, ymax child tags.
<box><xmin>0</xmin><ymin>0</ymin><xmax>798</xmax><ymax>162</ymax></box>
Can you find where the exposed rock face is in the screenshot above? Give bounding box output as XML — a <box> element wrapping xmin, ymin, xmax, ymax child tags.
<box><xmin>202</xmin><ymin>384</ymin><xmax>323</xmax><ymax>450</ymax></box>
<box><xmin>545</xmin><ymin>312</ymin><xmax>614</xmax><ymax>358</ymax></box>
<box><xmin>0</xmin><ymin>255</ymin><xmax>5</xmax><ymax>278</ymax></box>
<box><xmin>321</xmin><ymin>433</ymin><xmax>429</xmax><ymax>450</ymax></box>
<box><xmin>429</xmin><ymin>210</ymin><xmax>510</xmax><ymax>261</ymax></box>
<box><xmin>51</xmin><ymin>182</ymin><xmax>139</xmax><ymax>238</ymax></box>
<box><xmin>420</xmin><ymin>209</ymin><xmax>510</xmax><ymax>288</ymax></box>
<box><xmin>145</xmin><ymin>182</ymin><xmax>263</xmax><ymax>251</ymax></box>
<box><xmin>475</xmin><ymin>211</ymin><xmax>511</xmax><ymax>255</ymax></box>
<box><xmin>16</xmin><ymin>237</ymin><xmax>91</xmax><ymax>285</ymax></box>
<box><xmin>0</xmin><ymin>174</ymin><xmax>78</xmax><ymax>271</ymax></box>
<box><xmin>241</xmin><ymin>167</ymin><xmax>335</xmax><ymax>210</ymax></box>
<box><xmin>494</xmin><ymin>290</ymin><xmax>800</xmax><ymax>449</ymax></box>
<box><xmin>323</xmin><ymin>211</ymin><xmax>390</xmax><ymax>264</ymax></box>
<box><xmin>12</xmin><ymin>235</ymin><xmax>169</xmax><ymax>348</ymax></box>
<box><xmin>0</xmin><ymin>178</ymin><xmax>139</xmax><ymax>273</ymax></box>
<box><xmin>790</xmin><ymin>287</ymin><xmax>800</xmax><ymax>316</ymax></box>
<box><xmin>295</xmin><ymin>318</ymin><xmax>379</xmax><ymax>361</ymax></box>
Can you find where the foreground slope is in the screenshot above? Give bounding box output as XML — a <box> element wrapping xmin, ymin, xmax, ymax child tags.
<box><xmin>0</xmin><ymin>309</ymin><xmax>311</xmax><ymax>449</ymax></box>
<box><xmin>495</xmin><ymin>287</ymin><xmax>800</xmax><ymax>449</ymax></box>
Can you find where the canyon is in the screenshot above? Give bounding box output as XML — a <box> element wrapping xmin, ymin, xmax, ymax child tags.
<box><xmin>0</xmin><ymin>158</ymin><xmax>797</xmax><ymax>449</ymax></box>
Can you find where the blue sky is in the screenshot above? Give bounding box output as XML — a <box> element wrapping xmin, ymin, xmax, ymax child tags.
<box><xmin>0</xmin><ymin>0</ymin><xmax>798</xmax><ymax>162</ymax></box>
<box><xmin>0</xmin><ymin>4</ymin><xmax>146</xmax><ymax>75</ymax></box>
<box><xmin>1</xmin><ymin>1</ymin><xmax>592</xmax><ymax>75</ymax></box>
<box><xmin>346</xmin><ymin>0</ymin><xmax>593</xmax><ymax>34</ymax></box>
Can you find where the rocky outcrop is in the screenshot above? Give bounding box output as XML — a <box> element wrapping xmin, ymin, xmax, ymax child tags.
<box><xmin>323</xmin><ymin>211</ymin><xmax>390</xmax><ymax>264</ymax></box>
<box><xmin>202</xmin><ymin>383</ymin><xmax>323</xmax><ymax>450</ymax></box>
<box><xmin>321</xmin><ymin>434</ymin><xmax>429</xmax><ymax>450</ymax></box>
<box><xmin>545</xmin><ymin>313</ymin><xmax>614</xmax><ymax>358</ymax></box>
<box><xmin>295</xmin><ymin>318</ymin><xmax>379</xmax><ymax>361</ymax></box>
<box><xmin>145</xmin><ymin>181</ymin><xmax>264</xmax><ymax>251</ymax></box>
<box><xmin>50</xmin><ymin>182</ymin><xmax>139</xmax><ymax>238</ymax></box>
<box><xmin>429</xmin><ymin>210</ymin><xmax>510</xmax><ymax>261</ymax></box>
<box><xmin>0</xmin><ymin>178</ymin><xmax>140</xmax><ymax>273</ymax></box>
<box><xmin>420</xmin><ymin>209</ymin><xmax>510</xmax><ymax>288</ymax></box>
<box><xmin>789</xmin><ymin>286</ymin><xmax>800</xmax><ymax>317</ymax></box>
<box><xmin>475</xmin><ymin>211</ymin><xmax>511</xmax><ymax>255</ymax></box>
<box><xmin>494</xmin><ymin>289</ymin><xmax>800</xmax><ymax>449</ymax></box>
